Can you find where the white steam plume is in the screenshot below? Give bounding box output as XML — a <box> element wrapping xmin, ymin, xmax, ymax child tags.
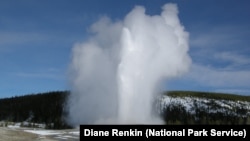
<box><xmin>66</xmin><ymin>3</ymin><xmax>191</xmax><ymax>125</ymax></box>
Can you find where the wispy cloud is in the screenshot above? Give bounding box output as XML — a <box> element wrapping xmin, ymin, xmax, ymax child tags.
<box><xmin>0</xmin><ymin>31</ymin><xmax>56</xmax><ymax>54</ymax></box>
<box><xmin>213</xmin><ymin>52</ymin><xmax>250</xmax><ymax>70</ymax></box>
<box><xmin>187</xmin><ymin>64</ymin><xmax>250</xmax><ymax>88</ymax></box>
<box><xmin>189</xmin><ymin>24</ymin><xmax>250</xmax><ymax>70</ymax></box>
<box><xmin>190</xmin><ymin>25</ymin><xmax>250</xmax><ymax>48</ymax></box>
<box><xmin>14</xmin><ymin>68</ymin><xmax>64</xmax><ymax>80</ymax></box>
<box><xmin>0</xmin><ymin>31</ymin><xmax>47</xmax><ymax>45</ymax></box>
<box><xmin>181</xmin><ymin>24</ymin><xmax>250</xmax><ymax>95</ymax></box>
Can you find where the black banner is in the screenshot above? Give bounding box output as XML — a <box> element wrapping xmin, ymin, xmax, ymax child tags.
<box><xmin>80</xmin><ymin>125</ymin><xmax>249</xmax><ymax>140</ymax></box>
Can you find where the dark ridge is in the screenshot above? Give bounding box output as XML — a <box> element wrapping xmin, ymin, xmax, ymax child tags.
<box><xmin>164</xmin><ymin>90</ymin><xmax>250</xmax><ymax>102</ymax></box>
<box><xmin>0</xmin><ymin>90</ymin><xmax>249</xmax><ymax>127</ymax></box>
<box><xmin>0</xmin><ymin>90</ymin><xmax>72</xmax><ymax>129</ymax></box>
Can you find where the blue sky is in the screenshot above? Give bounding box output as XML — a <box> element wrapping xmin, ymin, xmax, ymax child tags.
<box><xmin>0</xmin><ymin>0</ymin><xmax>250</xmax><ymax>98</ymax></box>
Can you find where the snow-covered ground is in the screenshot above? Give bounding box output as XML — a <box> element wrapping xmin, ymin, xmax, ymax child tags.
<box><xmin>159</xmin><ymin>95</ymin><xmax>250</xmax><ymax>117</ymax></box>
<box><xmin>0</xmin><ymin>122</ymin><xmax>80</xmax><ymax>141</ymax></box>
<box><xmin>24</xmin><ymin>129</ymin><xmax>79</xmax><ymax>140</ymax></box>
<box><xmin>24</xmin><ymin>129</ymin><xmax>64</xmax><ymax>135</ymax></box>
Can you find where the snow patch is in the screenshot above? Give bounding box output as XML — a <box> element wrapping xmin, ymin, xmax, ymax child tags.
<box><xmin>24</xmin><ymin>129</ymin><xmax>63</xmax><ymax>135</ymax></box>
<box><xmin>159</xmin><ymin>95</ymin><xmax>250</xmax><ymax>117</ymax></box>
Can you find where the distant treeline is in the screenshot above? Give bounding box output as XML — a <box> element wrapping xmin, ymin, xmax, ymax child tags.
<box><xmin>160</xmin><ymin>91</ymin><xmax>250</xmax><ymax>125</ymax></box>
<box><xmin>0</xmin><ymin>90</ymin><xmax>250</xmax><ymax>129</ymax></box>
<box><xmin>166</xmin><ymin>91</ymin><xmax>250</xmax><ymax>102</ymax></box>
<box><xmin>0</xmin><ymin>91</ymin><xmax>72</xmax><ymax>129</ymax></box>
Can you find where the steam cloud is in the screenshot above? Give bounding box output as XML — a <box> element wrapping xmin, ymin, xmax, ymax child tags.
<box><xmin>66</xmin><ymin>3</ymin><xmax>191</xmax><ymax>125</ymax></box>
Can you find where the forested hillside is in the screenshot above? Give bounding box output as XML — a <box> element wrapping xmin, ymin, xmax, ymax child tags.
<box><xmin>158</xmin><ymin>91</ymin><xmax>250</xmax><ymax>124</ymax></box>
<box><xmin>0</xmin><ymin>90</ymin><xmax>250</xmax><ymax>128</ymax></box>
<box><xmin>0</xmin><ymin>91</ymin><xmax>71</xmax><ymax>129</ymax></box>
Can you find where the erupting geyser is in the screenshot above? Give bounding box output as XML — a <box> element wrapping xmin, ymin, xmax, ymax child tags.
<box><xmin>66</xmin><ymin>3</ymin><xmax>191</xmax><ymax>125</ymax></box>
